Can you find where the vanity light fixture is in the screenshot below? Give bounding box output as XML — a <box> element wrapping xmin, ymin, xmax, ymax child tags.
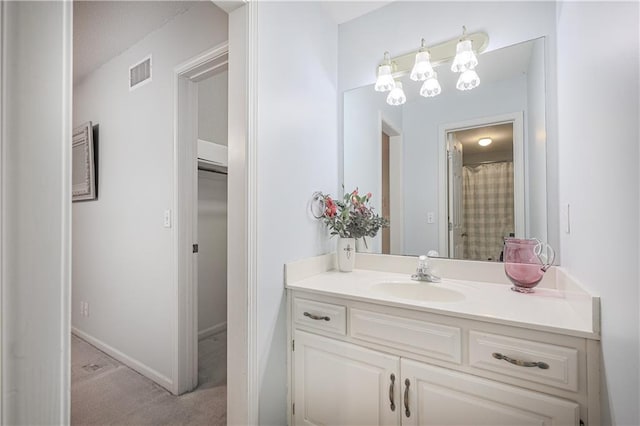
<box><xmin>420</xmin><ymin>72</ymin><xmax>441</xmax><ymax>98</ymax></box>
<box><xmin>451</xmin><ymin>27</ymin><xmax>479</xmax><ymax>73</ymax></box>
<box><xmin>375</xmin><ymin>51</ymin><xmax>396</xmax><ymax>92</ymax></box>
<box><xmin>478</xmin><ymin>137</ymin><xmax>492</xmax><ymax>147</ymax></box>
<box><xmin>374</xmin><ymin>27</ymin><xmax>488</xmax><ymax>104</ymax></box>
<box><xmin>457</xmin><ymin>69</ymin><xmax>481</xmax><ymax>91</ymax></box>
<box><xmin>386</xmin><ymin>80</ymin><xmax>406</xmax><ymax>106</ymax></box>
<box><xmin>410</xmin><ymin>39</ymin><xmax>435</xmax><ymax>82</ymax></box>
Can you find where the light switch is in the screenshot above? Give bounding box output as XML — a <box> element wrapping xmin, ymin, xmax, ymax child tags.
<box><xmin>427</xmin><ymin>212</ymin><xmax>435</xmax><ymax>224</ymax></box>
<box><xmin>164</xmin><ymin>209</ymin><xmax>172</xmax><ymax>228</ymax></box>
<box><xmin>563</xmin><ymin>203</ymin><xmax>571</xmax><ymax>234</ymax></box>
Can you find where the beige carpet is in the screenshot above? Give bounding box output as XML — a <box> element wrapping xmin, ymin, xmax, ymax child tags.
<box><xmin>71</xmin><ymin>332</ymin><xmax>227</xmax><ymax>426</ymax></box>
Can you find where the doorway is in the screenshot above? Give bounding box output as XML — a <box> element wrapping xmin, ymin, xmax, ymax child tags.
<box><xmin>439</xmin><ymin>113</ymin><xmax>524</xmax><ymax>260</ymax></box>
<box><xmin>380</xmin><ymin>120</ymin><xmax>403</xmax><ymax>255</ymax></box>
<box><xmin>195</xmin><ymin>63</ymin><xmax>229</xmax><ymax>391</ymax></box>
<box><xmin>448</xmin><ymin>123</ymin><xmax>514</xmax><ymax>261</ymax></box>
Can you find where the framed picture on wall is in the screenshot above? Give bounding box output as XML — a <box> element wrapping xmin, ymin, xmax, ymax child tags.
<box><xmin>72</xmin><ymin>121</ymin><xmax>97</xmax><ymax>202</ymax></box>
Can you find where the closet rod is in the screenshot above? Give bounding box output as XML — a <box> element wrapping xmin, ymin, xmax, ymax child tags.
<box><xmin>197</xmin><ymin>167</ymin><xmax>228</xmax><ymax>175</ymax></box>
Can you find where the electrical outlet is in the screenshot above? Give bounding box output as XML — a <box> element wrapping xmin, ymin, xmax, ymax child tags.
<box><xmin>80</xmin><ymin>301</ymin><xmax>85</xmax><ymax>316</ymax></box>
<box><xmin>85</xmin><ymin>302</ymin><xmax>90</xmax><ymax>317</ymax></box>
<box><xmin>163</xmin><ymin>209</ymin><xmax>172</xmax><ymax>228</ymax></box>
<box><xmin>427</xmin><ymin>212</ymin><xmax>435</xmax><ymax>224</ymax></box>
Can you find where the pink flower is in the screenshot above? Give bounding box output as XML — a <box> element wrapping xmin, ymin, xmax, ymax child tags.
<box><xmin>367</xmin><ymin>192</ymin><xmax>372</xmax><ymax>199</ymax></box>
<box><xmin>324</xmin><ymin>197</ymin><xmax>337</xmax><ymax>217</ymax></box>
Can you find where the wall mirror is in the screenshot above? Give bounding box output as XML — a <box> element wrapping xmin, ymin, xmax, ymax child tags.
<box><xmin>343</xmin><ymin>37</ymin><xmax>548</xmax><ymax>261</ymax></box>
<box><xmin>72</xmin><ymin>121</ymin><xmax>97</xmax><ymax>202</ymax></box>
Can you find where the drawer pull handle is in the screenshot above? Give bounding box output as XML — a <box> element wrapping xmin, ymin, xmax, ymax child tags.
<box><xmin>389</xmin><ymin>374</ymin><xmax>396</xmax><ymax>411</ymax></box>
<box><xmin>303</xmin><ymin>312</ymin><xmax>330</xmax><ymax>321</ymax></box>
<box><xmin>492</xmin><ymin>352</ymin><xmax>550</xmax><ymax>369</ymax></box>
<box><xmin>404</xmin><ymin>378</ymin><xmax>410</xmax><ymax>417</ymax></box>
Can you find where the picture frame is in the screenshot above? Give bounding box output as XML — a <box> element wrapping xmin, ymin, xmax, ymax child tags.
<box><xmin>72</xmin><ymin>121</ymin><xmax>97</xmax><ymax>201</ymax></box>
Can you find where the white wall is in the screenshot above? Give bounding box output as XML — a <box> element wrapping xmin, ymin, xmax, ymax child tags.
<box><xmin>401</xmin><ymin>75</ymin><xmax>527</xmax><ymax>256</ymax></box>
<box><xmin>1</xmin><ymin>2</ymin><xmax>72</xmax><ymax>424</ymax></box>
<box><xmin>526</xmin><ymin>38</ymin><xmax>547</xmax><ymax>242</ymax></box>
<box><xmin>197</xmin><ymin>170</ymin><xmax>227</xmax><ymax>336</ymax></box>
<box><xmin>72</xmin><ymin>2</ymin><xmax>228</xmax><ymax>388</ymax></box>
<box><xmin>338</xmin><ymin>0</ymin><xmax>560</xmax><ymax>254</ymax></box>
<box><xmin>556</xmin><ymin>2</ymin><xmax>640</xmax><ymax>424</ymax></box>
<box><xmin>343</xmin><ymin>88</ymin><xmax>402</xmax><ymax>252</ymax></box>
<box><xmin>256</xmin><ymin>2</ymin><xmax>338</xmax><ymax>424</ymax></box>
<box><xmin>198</xmin><ymin>70</ymin><xmax>228</xmax><ymax>145</ymax></box>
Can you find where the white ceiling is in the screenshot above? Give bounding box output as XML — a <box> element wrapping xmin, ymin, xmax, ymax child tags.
<box><xmin>455</xmin><ymin>123</ymin><xmax>514</xmax><ymax>156</ymax></box>
<box><xmin>320</xmin><ymin>1</ymin><xmax>394</xmax><ymax>24</ymax></box>
<box><xmin>73</xmin><ymin>0</ymin><xmax>390</xmax><ymax>84</ymax></box>
<box><xmin>73</xmin><ymin>1</ymin><xmax>203</xmax><ymax>84</ymax></box>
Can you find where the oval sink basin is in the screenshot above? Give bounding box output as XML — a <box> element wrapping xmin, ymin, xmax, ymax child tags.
<box><xmin>371</xmin><ymin>281</ymin><xmax>465</xmax><ymax>303</ymax></box>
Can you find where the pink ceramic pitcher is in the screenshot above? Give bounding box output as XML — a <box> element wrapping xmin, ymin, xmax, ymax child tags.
<box><xmin>504</xmin><ymin>238</ymin><xmax>555</xmax><ymax>293</ymax></box>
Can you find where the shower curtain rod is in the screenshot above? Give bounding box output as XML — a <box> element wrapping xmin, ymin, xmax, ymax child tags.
<box><xmin>463</xmin><ymin>159</ymin><xmax>513</xmax><ymax>167</ymax></box>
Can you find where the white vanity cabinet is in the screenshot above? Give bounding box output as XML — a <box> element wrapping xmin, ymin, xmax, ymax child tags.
<box><xmin>293</xmin><ymin>330</ymin><xmax>400</xmax><ymax>426</ymax></box>
<box><xmin>288</xmin><ymin>292</ymin><xmax>597</xmax><ymax>426</ymax></box>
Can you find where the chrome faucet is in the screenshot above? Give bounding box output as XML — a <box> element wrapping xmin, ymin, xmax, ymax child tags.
<box><xmin>411</xmin><ymin>255</ymin><xmax>441</xmax><ymax>283</ymax></box>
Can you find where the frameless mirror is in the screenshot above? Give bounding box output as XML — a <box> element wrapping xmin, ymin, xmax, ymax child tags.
<box><xmin>343</xmin><ymin>37</ymin><xmax>547</xmax><ymax>261</ymax></box>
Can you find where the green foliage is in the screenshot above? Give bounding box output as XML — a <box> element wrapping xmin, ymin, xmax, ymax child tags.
<box><xmin>318</xmin><ymin>187</ymin><xmax>389</xmax><ymax>240</ymax></box>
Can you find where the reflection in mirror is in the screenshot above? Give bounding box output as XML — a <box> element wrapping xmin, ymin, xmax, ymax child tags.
<box><xmin>343</xmin><ymin>38</ymin><xmax>547</xmax><ymax>261</ymax></box>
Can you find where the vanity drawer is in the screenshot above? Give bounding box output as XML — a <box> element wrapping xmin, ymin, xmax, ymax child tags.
<box><xmin>350</xmin><ymin>308</ymin><xmax>462</xmax><ymax>364</ymax></box>
<box><xmin>293</xmin><ymin>298</ymin><xmax>346</xmax><ymax>335</ymax></box>
<box><xmin>469</xmin><ymin>331</ymin><xmax>579</xmax><ymax>391</ymax></box>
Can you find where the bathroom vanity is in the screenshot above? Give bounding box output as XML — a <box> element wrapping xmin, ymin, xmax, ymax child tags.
<box><xmin>286</xmin><ymin>254</ymin><xmax>600</xmax><ymax>426</ymax></box>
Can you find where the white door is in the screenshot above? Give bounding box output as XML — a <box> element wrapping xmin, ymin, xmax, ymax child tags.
<box><xmin>293</xmin><ymin>331</ymin><xmax>401</xmax><ymax>426</ymax></box>
<box><xmin>401</xmin><ymin>359</ymin><xmax>579</xmax><ymax>426</ymax></box>
<box><xmin>447</xmin><ymin>134</ymin><xmax>464</xmax><ymax>259</ymax></box>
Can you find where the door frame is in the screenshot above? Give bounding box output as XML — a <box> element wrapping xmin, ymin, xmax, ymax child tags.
<box><xmin>379</xmin><ymin>116</ymin><xmax>403</xmax><ymax>255</ymax></box>
<box><xmin>173</xmin><ymin>43</ymin><xmax>229</xmax><ymax>395</ymax></box>
<box><xmin>437</xmin><ymin>112</ymin><xmax>525</xmax><ymax>256</ymax></box>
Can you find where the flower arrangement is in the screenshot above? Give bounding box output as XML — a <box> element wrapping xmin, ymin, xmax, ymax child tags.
<box><xmin>320</xmin><ymin>188</ymin><xmax>389</xmax><ymax>247</ymax></box>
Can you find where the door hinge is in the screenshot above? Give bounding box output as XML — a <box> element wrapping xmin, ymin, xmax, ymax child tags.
<box><xmin>292</xmin><ymin>339</ymin><xmax>295</xmax><ymax>351</ymax></box>
<box><xmin>292</xmin><ymin>403</ymin><xmax>295</xmax><ymax>415</ymax></box>
<box><xmin>192</xmin><ymin>244</ymin><xmax>199</xmax><ymax>253</ymax></box>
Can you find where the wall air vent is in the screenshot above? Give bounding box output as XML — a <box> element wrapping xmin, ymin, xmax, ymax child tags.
<box><xmin>129</xmin><ymin>55</ymin><xmax>152</xmax><ymax>91</ymax></box>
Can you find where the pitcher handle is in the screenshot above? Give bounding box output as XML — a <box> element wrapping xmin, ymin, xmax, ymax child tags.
<box><xmin>534</xmin><ymin>240</ymin><xmax>555</xmax><ymax>272</ymax></box>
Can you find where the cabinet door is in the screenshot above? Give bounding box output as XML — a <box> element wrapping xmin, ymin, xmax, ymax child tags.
<box><xmin>294</xmin><ymin>330</ymin><xmax>400</xmax><ymax>426</ymax></box>
<box><xmin>401</xmin><ymin>359</ymin><xmax>579</xmax><ymax>426</ymax></box>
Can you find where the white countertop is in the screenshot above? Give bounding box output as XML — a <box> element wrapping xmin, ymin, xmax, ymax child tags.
<box><xmin>286</xmin><ymin>266</ymin><xmax>600</xmax><ymax>340</ymax></box>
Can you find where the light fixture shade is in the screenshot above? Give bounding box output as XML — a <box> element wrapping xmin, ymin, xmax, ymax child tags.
<box><xmin>419</xmin><ymin>73</ymin><xmax>441</xmax><ymax>98</ymax></box>
<box><xmin>386</xmin><ymin>81</ymin><xmax>406</xmax><ymax>106</ymax></box>
<box><xmin>410</xmin><ymin>51</ymin><xmax>434</xmax><ymax>82</ymax></box>
<box><xmin>375</xmin><ymin>64</ymin><xmax>395</xmax><ymax>92</ymax></box>
<box><xmin>451</xmin><ymin>39</ymin><xmax>478</xmax><ymax>73</ymax></box>
<box><xmin>456</xmin><ymin>69</ymin><xmax>480</xmax><ymax>91</ymax></box>
<box><xmin>478</xmin><ymin>138</ymin><xmax>492</xmax><ymax>146</ymax></box>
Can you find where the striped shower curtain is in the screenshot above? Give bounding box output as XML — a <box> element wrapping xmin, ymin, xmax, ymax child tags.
<box><xmin>462</xmin><ymin>162</ymin><xmax>514</xmax><ymax>261</ymax></box>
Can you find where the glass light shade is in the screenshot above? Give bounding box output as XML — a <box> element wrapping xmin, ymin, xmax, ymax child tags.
<box><xmin>410</xmin><ymin>51</ymin><xmax>435</xmax><ymax>81</ymax></box>
<box><xmin>419</xmin><ymin>73</ymin><xmax>441</xmax><ymax>98</ymax></box>
<box><xmin>450</xmin><ymin>39</ymin><xmax>478</xmax><ymax>73</ymax></box>
<box><xmin>456</xmin><ymin>69</ymin><xmax>480</xmax><ymax>91</ymax></box>
<box><xmin>386</xmin><ymin>81</ymin><xmax>406</xmax><ymax>106</ymax></box>
<box><xmin>478</xmin><ymin>138</ymin><xmax>492</xmax><ymax>146</ymax></box>
<box><xmin>374</xmin><ymin>64</ymin><xmax>395</xmax><ymax>92</ymax></box>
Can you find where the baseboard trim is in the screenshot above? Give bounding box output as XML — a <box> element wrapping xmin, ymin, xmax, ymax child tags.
<box><xmin>198</xmin><ymin>321</ymin><xmax>227</xmax><ymax>340</ymax></box>
<box><xmin>71</xmin><ymin>327</ymin><xmax>173</xmax><ymax>392</ymax></box>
